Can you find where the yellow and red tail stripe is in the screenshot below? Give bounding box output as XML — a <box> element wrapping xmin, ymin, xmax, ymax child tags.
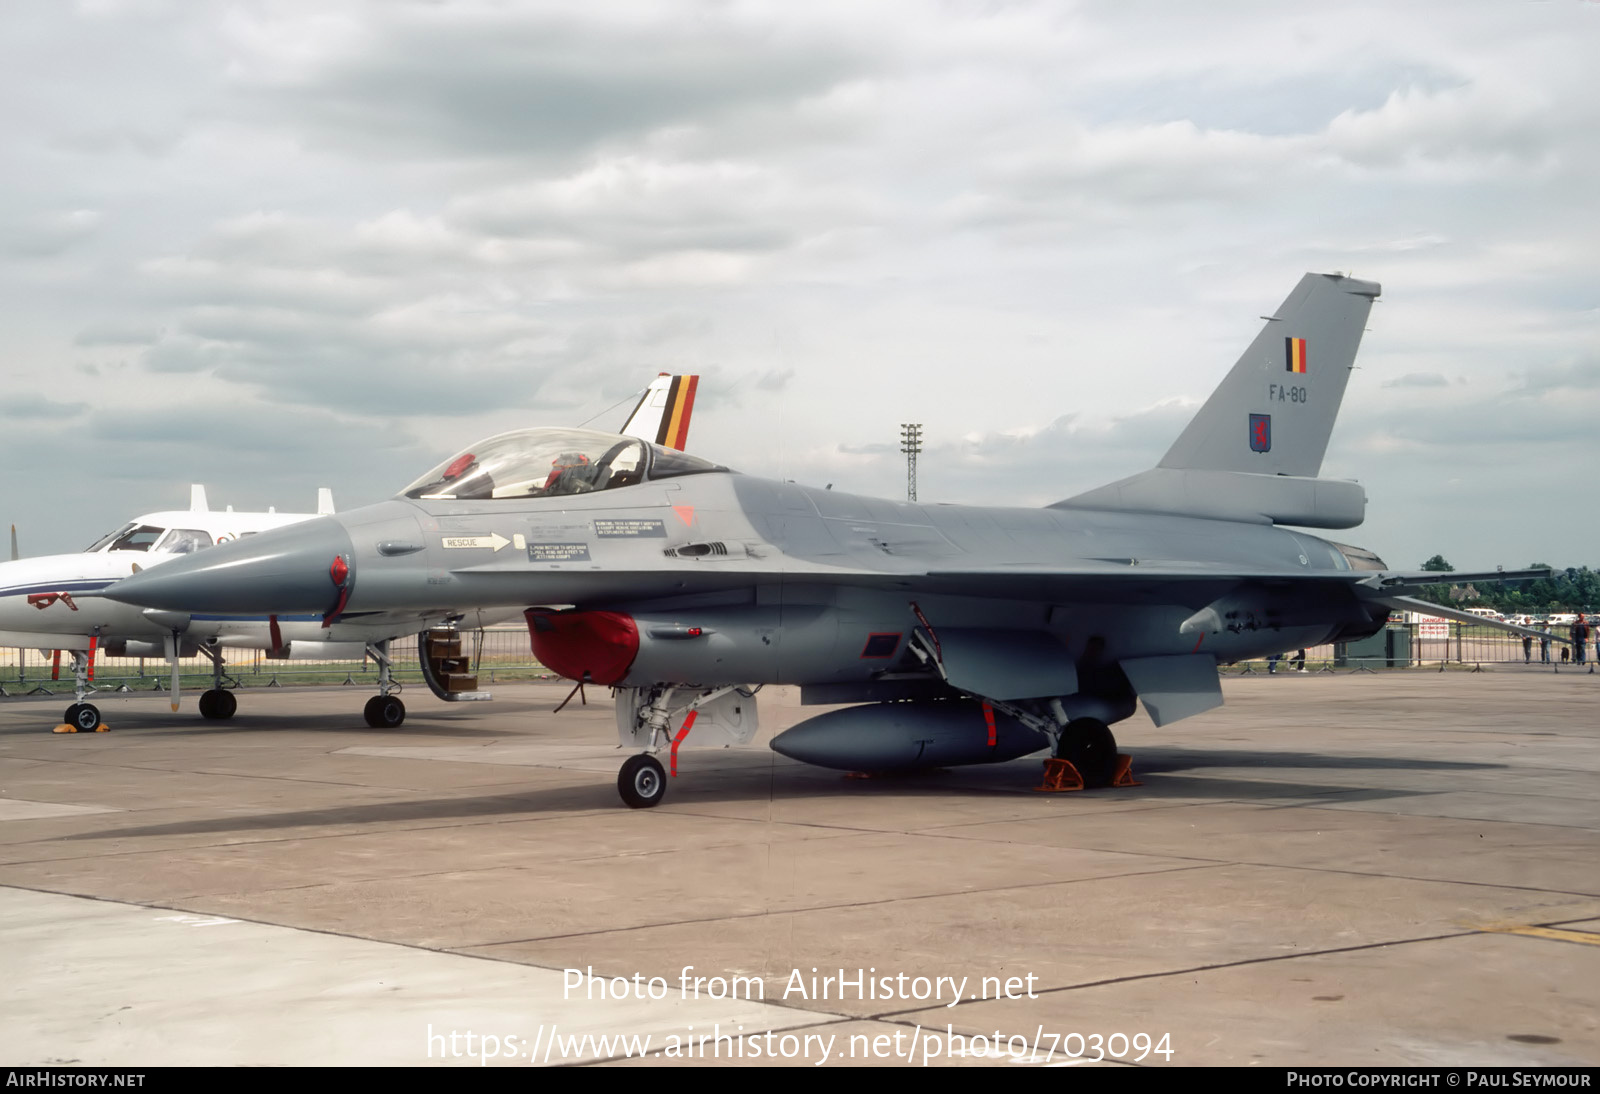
<box><xmin>657</xmin><ymin>374</ymin><xmax>699</xmax><ymax>450</ymax></box>
<box><xmin>1285</xmin><ymin>337</ymin><xmax>1307</xmax><ymax>374</ymax></box>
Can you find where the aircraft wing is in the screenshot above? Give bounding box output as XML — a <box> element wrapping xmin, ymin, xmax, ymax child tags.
<box><xmin>1373</xmin><ymin>594</ymin><xmax>1569</xmax><ymax>643</ymax></box>
<box><xmin>0</xmin><ymin>629</ymin><xmax>95</xmax><ymax>651</ymax></box>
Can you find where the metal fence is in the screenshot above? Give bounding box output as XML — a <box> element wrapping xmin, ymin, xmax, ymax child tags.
<box><xmin>4</xmin><ymin>620</ymin><xmax>1594</xmax><ymax>700</ymax></box>
<box><xmin>0</xmin><ymin>625</ymin><xmax>552</xmax><ymax>698</ymax></box>
<box><xmin>1224</xmin><ymin>622</ymin><xmax>1598</xmax><ymax>674</ymax></box>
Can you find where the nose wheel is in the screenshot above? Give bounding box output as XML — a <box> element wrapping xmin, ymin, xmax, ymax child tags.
<box><xmin>62</xmin><ymin>703</ymin><xmax>102</xmax><ymax>732</ymax></box>
<box><xmin>618</xmin><ymin>754</ymin><xmax>666</xmax><ymax>808</ymax></box>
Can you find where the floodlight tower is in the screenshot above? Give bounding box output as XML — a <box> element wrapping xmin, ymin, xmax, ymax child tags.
<box><xmin>899</xmin><ymin>423</ymin><xmax>922</xmax><ymax>502</ymax></box>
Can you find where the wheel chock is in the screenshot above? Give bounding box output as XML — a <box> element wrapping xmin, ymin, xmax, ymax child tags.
<box><xmin>52</xmin><ymin>724</ymin><xmax>76</xmax><ymax>734</ymax></box>
<box><xmin>1110</xmin><ymin>753</ymin><xmax>1141</xmax><ymax>788</ymax></box>
<box><xmin>1034</xmin><ymin>758</ymin><xmax>1085</xmax><ymax>792</ymax></box>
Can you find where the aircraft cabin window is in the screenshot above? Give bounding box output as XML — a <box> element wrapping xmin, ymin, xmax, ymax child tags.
<box><xmin>86</xmin><ymin>522</ymin><xmax>137</xmax><ymax>552</ymax></box>
<box><xmin>400</xmin><ymin>428</ymin><xmax>700</xmax><ymax>500</ymax></box>
<box><xmin>156</xmin><ymin>528</ymin><xmax>214</xmax><ymax>554</ymax></box>
<box><xmin>106</xmin><ymin>525</ymin><xmax>166</xmax><ymax>553</ymax></box>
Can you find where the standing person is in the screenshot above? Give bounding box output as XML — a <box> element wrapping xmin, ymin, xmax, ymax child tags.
<box><xmin>1575</xmin><ymin>615</ymin><xmax>1589</xmax><ymax>667</ymax></box>
<box><xmin>1291</xmin><ymin>648</ymin><xmax>1307</xmax><ymax>672</ymax></box>
<box><xmin>1267</xmin><ymin>652</ymin><xmax>1281</xmax><ymax>674</ymax></box>
<box><xmin>1540</xmin><ymin>632</ymin><xmax>1551</xmax><ymax>663</ymax></box>
<box><xmin>1523</xmin><ymin>634</ymin><xmax>1533</xmax><ymax>663</ymax></box>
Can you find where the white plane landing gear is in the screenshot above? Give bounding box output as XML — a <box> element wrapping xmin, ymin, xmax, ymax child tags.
<box><xmin>362</xmin><ymin>640</ymin><xmax>405</xmax><ymax>728</ymax></box>
<box><xmin>55</xmin><ymin>648</ymin><xmax>106</xmax><ymax>733</ymax></box>
<box><xmin>196</xmin><ymin>643</ymin><xmax>237</xmax><ymax>720</ymax></box>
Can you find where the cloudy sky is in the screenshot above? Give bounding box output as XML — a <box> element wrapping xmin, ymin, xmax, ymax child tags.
<box><xmin>3</xmin><ymin>0</ymin><xmax>1596</xmax><ymax>572</ymax></box>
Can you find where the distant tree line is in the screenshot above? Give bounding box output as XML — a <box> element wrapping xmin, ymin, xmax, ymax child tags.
<box><xmin>1411</xmin><ymin>555</ymin><xmax>1600</xmax><ymax>613</ymax></box>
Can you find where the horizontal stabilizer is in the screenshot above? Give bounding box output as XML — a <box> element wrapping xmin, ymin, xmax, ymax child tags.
<box><xmin>1056</xmin><ymin>468</ymin><xmax>1366</xmax><ymax>528</ymax></box>
<box><xmin>1364</xmin><ymin>567</ymin><xmax>1553</xmax><ymax>598</ymax></box>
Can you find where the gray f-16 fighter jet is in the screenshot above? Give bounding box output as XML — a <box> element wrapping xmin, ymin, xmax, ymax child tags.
<box><xmin>108</xmin><ymin>274</ymin><xmax>1550</xmax><ymax>807</ymax></box>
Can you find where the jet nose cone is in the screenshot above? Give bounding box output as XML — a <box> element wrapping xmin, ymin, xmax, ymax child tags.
<box><xmin>105</xmin><ymin>516</ymin><xmax>356</xmax><ymax>615</ymax></box>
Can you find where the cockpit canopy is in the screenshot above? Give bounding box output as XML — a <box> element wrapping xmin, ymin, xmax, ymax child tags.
<box><xmin>400</xmin><ymin>428</ymin><xmax>727</xmax><ymax>501</ymax></box>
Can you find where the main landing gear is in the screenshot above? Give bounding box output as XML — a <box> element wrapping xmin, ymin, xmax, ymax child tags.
<box><xmin>196</xmin><ymin>644</ymin><xmax>237</xmax><ymax>720</ymax></box>
<box><xmin>1053</xmin><ymin>717</ymin><xmax>1118</xmax><ymax>787</ymax></box>
<box><xmin>1038</xmin><ymin>717</ymin><xmax>1140</xmax><ymax>793</ymax></box>
<box><xmin>362</xmin><ymin>640</ymin><xmax>405</xmax><ymax>728</ymax></box>
<box><xmin>197</xmin><ymin>689</ymin><xmax>237</xmax><ymax>720</ymax></box>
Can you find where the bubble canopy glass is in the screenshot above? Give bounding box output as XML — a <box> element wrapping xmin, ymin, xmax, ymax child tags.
<box><xmin>400</xmin><ymin>428</ymin><xmax>726</xmax><ymax>501</ymax></box>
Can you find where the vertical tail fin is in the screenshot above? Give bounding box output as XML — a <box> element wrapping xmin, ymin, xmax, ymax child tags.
<box><xmin>317</xmin><ymin>488</ymin><xmax>336</xmax><ymax>515</ymax></box>
<box><xmin>1056</xmin><ymin>273</ymin><xmax>1380</xmax><ymax>528</ymax></box>
<box><xmin>621</xmin><ymin>373</ymin><xmax>700</xmax><ymax>451</ymax></box>
<box><xmin>189</xmin><ymin>484</ymin><xmax>209</xmax><ymax>512</ymax></box>
<box><xmin>1158</xmin><ymin>273</ymin><xmax>1380</xmax><ymax>477</ymax></box>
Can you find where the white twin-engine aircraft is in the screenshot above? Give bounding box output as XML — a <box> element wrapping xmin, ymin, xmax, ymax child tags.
<box><xmin>1</xmin><ymin>373</ymin><xmax>698</xmax><ymax>733</ymax></box>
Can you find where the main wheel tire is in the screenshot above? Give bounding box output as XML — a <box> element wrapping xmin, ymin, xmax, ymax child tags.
<box><xmin>1055</xmin><ymin>718</ymin><xmax>1117</xmax><ymax>788</ymax></box>
<box><xmin>213</xmin><ymin>689</ymin><xmax>237</xmax><ymax>720</ymax></box>
<box><xmin>618</xmin><ymin>754</ymin><xmax>667</xmax><ymax>809</ymax></box>
<box><xmin>73</xmin><ymin>703</ymin><xmax>101</xmax><ymax>732</ymax></box>
<box><xmin>198</xmin><ymin>690</ymin><xmax>217</xmax><ymax>719</ymax></box>
<box><xmin>363</xmin><ymin>695</ymin><xmax>405</xmax><ymax>729</ymax></box>
<box><xmin>64</xmin><ymin>703</ymin><xmax>82</xmax><ymax>726</ymax></box>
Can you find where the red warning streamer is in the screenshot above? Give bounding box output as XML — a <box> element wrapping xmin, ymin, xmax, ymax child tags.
<box><xmin>670</xmin><ymin>710</ymin><xmax>699</xmax><ymax>777</ymax></box>
<box><xmin>981</xmin><ymin>701</ymin><xmax>997</xmax><ymax>747</ymax></box>
<box><xmin>87</xmin><ymin>635</ymin><xmax>98</xmax><ymax>683</ymax></box>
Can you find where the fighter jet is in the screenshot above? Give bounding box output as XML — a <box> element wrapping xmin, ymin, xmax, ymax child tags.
<box><xmin>107</xmin><ymin>275</ymin><xmax>1551</xmax><ymax>807</ymax></box>
<box><xmin>7</xmin><ymin>373</ymin><xmax>700</xmax><ymax>733</ymax></box>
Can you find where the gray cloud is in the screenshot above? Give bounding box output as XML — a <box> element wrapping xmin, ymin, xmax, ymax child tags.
<box><xmin>1508</xmin><ymin>358</ymin><xmax>1600</xmax><ymax>396</ymax></box>
<box><xmin>0</xmin><ymin>394</ymin><xmax>90</xmax><ymax>420</ymax></box>
<box><xmin>237</xmin><ymin>7</ymin><xmax>870</xmax><ymax>162</ymax></box>
<box><xmin>1383</xmin><ymin>372</ymin><xmax>1450</xmax><ymax>388</ymax></box>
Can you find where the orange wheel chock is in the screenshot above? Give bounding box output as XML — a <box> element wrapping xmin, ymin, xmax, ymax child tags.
<box><xmin>1034</xmin><ymin>758</ymin><xmax>1085</xmax><ymax>793</ymax></box>
<box><xmin>1035</xmin><ymin>753</ymin><xmax>1141</xmax><ymax>792</ymax></box>
<box><xmin>1110</xmin><ymin>753</ymin><xmax>1141</xmax><ymax>788</ymax></box>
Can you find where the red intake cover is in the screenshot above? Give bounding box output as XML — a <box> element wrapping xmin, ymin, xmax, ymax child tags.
<box><xmin>525</xmin><ymin>608</ymin><xmax>640</xmax><ymax>685</ymax></box>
